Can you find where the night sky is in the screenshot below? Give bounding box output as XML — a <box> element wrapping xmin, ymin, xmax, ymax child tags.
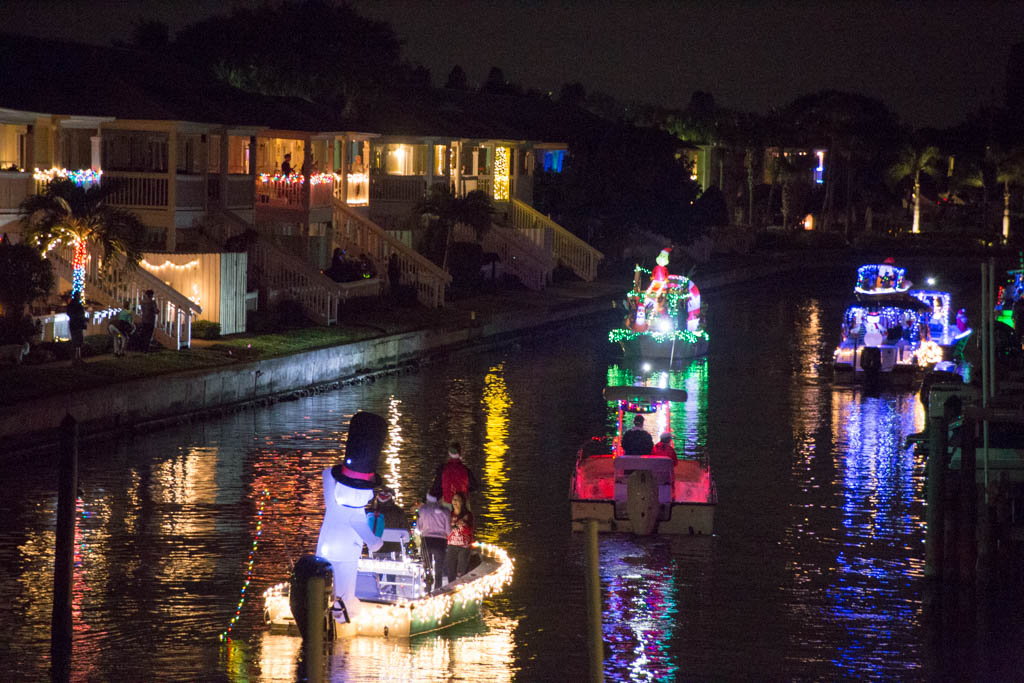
<box><xmin>6</xmin><ymin>0</ymin><xmax>1024</xmax><ymax>128</ymax></box>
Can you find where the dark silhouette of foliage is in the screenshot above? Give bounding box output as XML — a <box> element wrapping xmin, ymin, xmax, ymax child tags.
<box><xmin>0</xmin><ymin>240</ymin><xmax>54</xmax><ymax>335</ymax></box>
<box><xmin>445</xmin><ymin>65</ymin><xmax>469</xmax><ymax>90</ymax></box>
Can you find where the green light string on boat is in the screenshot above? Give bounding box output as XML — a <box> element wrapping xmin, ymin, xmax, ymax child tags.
<box><xmin>608</xmin><ymin>327</ymin><xmax>708</xmax><ymax>344</ymax></box>
<box><xmin>219</xmin><ymin>488</ymin><xmax>270</xmax><ymax>642</ymax></box>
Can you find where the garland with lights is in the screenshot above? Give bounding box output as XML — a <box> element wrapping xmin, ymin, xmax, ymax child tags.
<box><xmin>33</xmin><ymin>167</ymin><xmax>102</xmax><ymax>187</ymax></box>
<box><xmin>261</xmin><ymin>541</ymin><xmax>514</xmax><ymax>637</ymax></box>
<box><xmin>258</xmin><ymin>172</ymin><xmax>341</xmax><ymax>186</ymax></box>
<box><xmin>219</xmin><ymin>488</ymin><xmax>270</xmax><ymax>642</ymax></box>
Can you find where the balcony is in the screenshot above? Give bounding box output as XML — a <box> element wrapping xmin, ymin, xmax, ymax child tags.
<box><xmin>256</xmin><ymin>173</ymin><xmax>337</xmax><ymax>212</ymax></box>
<box><xmin>0</xmin><ymin>171</ymin><xmax>31</xmax><ymax>212</ymax></box>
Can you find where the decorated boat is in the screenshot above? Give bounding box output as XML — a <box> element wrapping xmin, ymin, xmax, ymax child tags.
<box><xmin>995</xmin><ymin>257</ymin><xmax>1024</xmax><ymax>332</ymax></box>
<box><xmin>570</xmin><ymin>384</ymin><xmax>716</xmax><ymax>535</ymax></box>
<box><xmin>832</xmin><ymin>262</ymin><xmax>972</xmax><ymax>385</ymax></box>
<box><xmin>263</xmin><ymin>537</ymin><xmax>514</xmax><ymax>639</ymax></box>
<box><xmin>609</xmin><ymin>248</ymin><xmax>709</xmax><ymax>360</ymax></box>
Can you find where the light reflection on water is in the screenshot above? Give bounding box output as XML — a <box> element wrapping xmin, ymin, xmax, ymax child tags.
<box><xmin>5</xmin><ymin>270</ymin><xmax>1015</xmax><ymax>680</ymax></box>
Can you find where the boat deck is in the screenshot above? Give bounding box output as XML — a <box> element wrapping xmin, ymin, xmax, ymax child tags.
<box><xmin>573</xmin><ymin>454</ymin><xmax>713</xmax><ymax>503</ymax></box>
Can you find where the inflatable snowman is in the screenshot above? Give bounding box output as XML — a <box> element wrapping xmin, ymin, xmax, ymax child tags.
<box><xmin>315</xmin><ymin>411</ymin><xmax>386</xmax><ymax>620</ymax></box>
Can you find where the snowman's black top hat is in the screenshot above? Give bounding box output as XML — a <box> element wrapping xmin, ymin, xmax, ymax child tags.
<box><xmin>331</xmin><ymin>411</ymin><xmax>386</xmax><ymax>489</ymax></box>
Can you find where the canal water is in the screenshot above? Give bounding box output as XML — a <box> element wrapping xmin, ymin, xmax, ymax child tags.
<box><xmin>3</xmin><ymin>265</ymin><xmax>1022</xmax><ymax>680</ymax></box>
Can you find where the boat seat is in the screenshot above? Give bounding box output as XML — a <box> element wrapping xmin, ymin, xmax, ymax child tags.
<box><xmin>613</xmin><ymin>455</ymin><xmax>674</xmax><ymax>504</ymax></box>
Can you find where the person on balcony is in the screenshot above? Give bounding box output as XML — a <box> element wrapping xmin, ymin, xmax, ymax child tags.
<box><xmin>280</xmin><ymin>153</ymin><xmax>294</xmax><ymax>176</ymax></box>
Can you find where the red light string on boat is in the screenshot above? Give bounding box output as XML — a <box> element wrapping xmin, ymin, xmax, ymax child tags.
<box><xmin>219</xmin><ymin>488</ymin><xmax>270</xmax><ymax>643</ymax></box>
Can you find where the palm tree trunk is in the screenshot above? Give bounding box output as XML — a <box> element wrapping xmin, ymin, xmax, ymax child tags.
<box><xmin>72</xmin><ymin>239</ymin><xmax>87</xmax><ymax>298</ymax></box>
<box><xmin>1003</xmin><ymin>181</ymin><xmax>1011</xmax><ymax>242</ymax></box>
<box><xmin>912</xmin><ymin>172</ymin><xmax>921</xmax><ymax>234</ymax></box>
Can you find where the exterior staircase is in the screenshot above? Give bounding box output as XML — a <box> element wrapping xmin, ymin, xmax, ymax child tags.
<box><xmin>46</xmin><ymin>242</ymin><xmax>201</xmax><ymax>350</ymax></box>
<box><xmin>333</xmin><ymin>201</ymin><xmax>450</xmax><ymax>308</ymax></box>
<box><xmin>201</xmin><ymin>211</ymin><xmax>382</xmax><ymax>325</ymax></box>
<box><xmin>451</xmin><ymin>221</ymin><xmax>553</xmax><ymax>290</ymax></box>
<box><xmin>508</xmin><ymin>199</ymin><xmax>603</xmax><ymax>281</ymax></box>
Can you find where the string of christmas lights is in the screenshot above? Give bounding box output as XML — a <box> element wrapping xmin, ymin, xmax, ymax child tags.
<box><xmin>257</xmin><ymin>172</ymin><xmax>342</xmax><ymax>186</ymax></box>
<box><xmin>493</xmin><ymin>147</ymin><xmax>510</xmax><ymax>201</ymax></box>
<box><xmin>33</xmin><ymin>167</ymin><xmax>102</xmax><ymax>186</ymax></box>
<box><xmin>141</xmin><ymin>258</ymin><xmax>200</xmax><ymax>271</ymax></box>
<box><xmin>71</xmin><ymin>239</ymin><xmax>87</xmax><ymax>300</ymax></box>
<box><xmin>219</xmin><ymin>488</ymin><xmax>270</xmax><ymax>643</ymax></box>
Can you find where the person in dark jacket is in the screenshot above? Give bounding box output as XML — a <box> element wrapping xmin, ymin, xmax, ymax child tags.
<box><xmin>66</xmin><ymin>292</ymin><xmax>86</xmax><ymax>366</ymax></box>
<box><xmin>365</xmin><ymin>487</ymin><xmax>410</xmax><ymax>559</ymax></box>
<box><xmin>621</xmin><ymin>415</ymin><xmax>654</xmax><ymax>455</ymax></box>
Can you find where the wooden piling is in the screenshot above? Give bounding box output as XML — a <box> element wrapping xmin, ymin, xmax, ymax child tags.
<box><xmin>51</xmin><ymin>414</ymin><xmax>78</xmax><ymax>683</ymax></box>
<box><xmin>584</xmin><ymin>519</ymin><xmax>605</xmax><ymax>683</ymax></box>
<box><xmin>925</xmin><ymin>398</ymin><xmax>949</xmax><ymax>578</ymax></box>
<box><xmin>959</xmin><ymin>419</ymin><xmax>978</xmax><ymax>585</ymax></box>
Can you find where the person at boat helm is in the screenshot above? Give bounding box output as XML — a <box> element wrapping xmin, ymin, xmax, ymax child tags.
<box><xmin>622</xmin><ymin>415</ymin><xmax>655</xmax><ymax>455</ymax></box>
<box><xmin>366</xmin><ymin>487</ymin><xmax>410</xmax><ymax>559</ymax></box>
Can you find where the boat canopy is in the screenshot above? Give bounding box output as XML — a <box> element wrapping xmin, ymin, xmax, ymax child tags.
<box><xmin>603</xmin><ymin>385</ymin><xmax>688</xmax><ymax>405</ymax></box>
<box><xmin>854</xmin><ymin>263</ymin><xmax>910</xmax><ymax>295</ymax></box>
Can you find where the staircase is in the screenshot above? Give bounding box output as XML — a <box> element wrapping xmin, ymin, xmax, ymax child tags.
<box><xmin>451</xmin><ymin>221</ymin><xmax>553</xmax><ymax>290</ymax></box>
<box><xmin>508</xmin><ymin>199</ymin><xmax>603</xmax><ymax>281</ymax></box>
<box><xmin>333</xmin><ymin>201</ymin><xmax>451</xmax><ymax>308</ymax></box>
<box><xmin>202</xmin><ymin>211</ymin><xmax>382</xmax><ymax>325</ymax></box>
<box><xmin>47</xmin><ymin>243</ymin><xmax>200</xmax><ymax>350</ymax></box>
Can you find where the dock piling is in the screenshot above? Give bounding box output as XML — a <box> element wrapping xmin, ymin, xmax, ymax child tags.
<box><xmin>51</xmin><ymin>414</ymin><xmax>78</xmax><ymax>683</ymax></box>
<box><xmin>584</xmin><ymin>518</ymin><xmax>605</xmax><ymax>683</ymax></box>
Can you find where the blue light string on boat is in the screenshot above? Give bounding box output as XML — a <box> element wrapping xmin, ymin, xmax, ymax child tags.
<box><xmin>219</xmin><ymin>488</ymin><xmax>270</xmax><ymax>642</ymax></box>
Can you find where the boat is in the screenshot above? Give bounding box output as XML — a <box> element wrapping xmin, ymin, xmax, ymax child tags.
<box><xmin>570</xmin><ymin>384</ymin><xmax>716</xmax><ymax>535</ymax></box>
<box><xmin>263</xmin><ymin>534</ymin><xmax>514</xmax><ymax>639</ymax></box>
<box><xmin>995</xmin><ymin>259</ymin><xmax>1024</xmax><ymax>331</ymax></box>
<box><xmin>832</xmin><ymin>262</ymin><xmax>972</xmax><ymax>385</ymax></box>
<box><xmin>609</xmin><ymin>261</ymin><xmax>709</xmax><ymax>361</ymax></box>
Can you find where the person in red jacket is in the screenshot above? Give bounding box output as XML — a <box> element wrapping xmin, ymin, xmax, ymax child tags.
<box><xmin>429</xmin><ymin>442</ymin><xmax>480</xmax><ymax>505</ymax></box>
<box><xmin>651</xmin><ymin>433</ymin><xmax>677</xmax><ymax>461</ymax></box>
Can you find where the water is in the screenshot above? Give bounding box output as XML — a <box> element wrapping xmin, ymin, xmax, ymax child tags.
<box><xmin>2</xmin><ymin>266</ymin><xmax>1022</xmax><ymax>680</ymax></box>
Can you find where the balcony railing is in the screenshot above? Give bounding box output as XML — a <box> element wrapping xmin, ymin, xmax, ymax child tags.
<box><xmin>256</xmin><ymin>173</ymin><xmax>338</xmax><ymax>211</ymax></box>
<box><xmin>0</xmin><ymin>171</ymin><xmax>31</xmax><ymax>211</ymax></box>
<box><xmin>369</xmin><ymin>175</ymin><xmax>427</xmax><ymax>202</ymax></box>
<box><xmin>104</xmin><ymin>171</ymin><xmax>168</xmax><ymax>208</ymax></box>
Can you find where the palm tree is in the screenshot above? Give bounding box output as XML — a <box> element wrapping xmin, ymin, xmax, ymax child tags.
<box><xmin>994</xmin><ymin>148</ymin><xmax>1024</xmax><ymax>242</ymax></box>
<box><xmin>889</xmin><ymin>144</ymin><xmax>941</xmax><ymax>234</ymax></box>
<box><xmin>414</xmin><ymin>186</ymin><xmax>493</xmax><ymax>270</ymax></box>
<box><xmin>19</xmin><ymin>178</ymin><xmax>146</xmax><ymax>300</ymax></box>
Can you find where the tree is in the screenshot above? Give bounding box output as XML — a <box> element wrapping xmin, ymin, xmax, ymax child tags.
<box><xmin>414</xmin><ymin>186</ymin><xmax>493</xmax><ymax>269</ymax></box>
<box><xmin>173</xmin><ymin>1</ymin><xmax>401</xmax><ymax>106</ymax></box>
<box><xmin>20</xmin><ymin>178</ymin><xmax>146</xmax><ymax>300</ymax></box>
<box><xmin>444</xmin><ymin>65</ymin><xmax>468</xmax><ymax>90</ymax></box>
<box><xmin>994</xmin><ymin>148</ymin><xmax>1024</xmax><ymax>241</ymax></box>
<box><xmin>889</xmin><ymin>144</ymin><xmax>941</xmax><ymax>234</ymax></box>
<box><xmin>0</xmin><ymin>240</ymin><xmax>54</xmax><ymax>342</ymax></box>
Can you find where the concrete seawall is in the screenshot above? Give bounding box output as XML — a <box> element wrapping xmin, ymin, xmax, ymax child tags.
<box><xmin>1</xmin><ymin>253</ymin><xmax>804</xmax><ymax>456</ymax></box>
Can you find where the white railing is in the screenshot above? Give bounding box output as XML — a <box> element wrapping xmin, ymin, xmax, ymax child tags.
<box><xmin>207</xmin><ymin>211</ymin><xmax>380</xmax><ymax>325</ymax></box>
<box><xmin>254</xmin><ymin>176</ymin><xmax>336</xmax><ymax>210</ymax></box>
<box><xmin>46</xmin><ymin>242</ymin><xmax>200</xmax><ymax>350</ymax></box>
<box><xmin>176</xmin><ymin>175</ymin><xmax>206</xmax><ymax>209</ymax></box>
<box><xmin>370</xmin><ymin>175</ymin><xmax>427</xmax><ymax>202</ymax></box>
<box><xmin>343</xmin><ymin>172</ymin><xmax>370</xmax><ymax>206</ymax></box>
<box><xmin>509</xmin><ymin>199</ymin><xmax>603</xmax><ymax>281</ymax></box>
<box><xmin>451</xmin><ymin>222</ymin><xmax>553</xmax><ymax>290</ymax></box>
<box><xmin>333</xmin><ymin>200</ymin><xmax>450</xmax><ymax>308</ymax></box>
<box><xmin>0</xmin><ymin>171</ymin><xmax>31</xmax><ymax>211</ymax></box>
<box><xmin>103</xmin><ymin>172</ymin><xmax>169</xmax><ymax>208</ymax></box>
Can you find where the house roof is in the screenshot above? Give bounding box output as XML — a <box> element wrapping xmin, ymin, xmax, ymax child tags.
<box><xmin>0</xmin><ymin>33</ymin><xmax>349</xmax><ymax>132</ymax></box>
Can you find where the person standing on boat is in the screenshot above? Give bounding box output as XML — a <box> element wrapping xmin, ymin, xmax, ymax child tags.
<box><xmin>315</xmin><ymin>411</ymin><xmax>386</xmax><ymax>619</ymax></box>
<box><xmin>365</xmin><ymin>487</ymin><xmax>410</xmax><ymax>559</ymax></box>
<box><xmin>430</xmin><ymin>442</ymin><xmax>480</xmax><ymax>506</ymax></box>
<box><xmin>652</xmin><ymin>432</ymin><xmax>677</xmax><ymax>461</ymax></box>
<box><xmin>622</xmin><ymin>415</ymin><xmax>654</xmax><ymax>455</ymax></box>
<box><xmin>416</xmin><ymin>493</ymin><xmax>450</xmax><ymax>591</ymax></box>
<box><xmin>445</xmin><ymin>492</ymin><xmax>475</xmax><ymax>582</ymax></box>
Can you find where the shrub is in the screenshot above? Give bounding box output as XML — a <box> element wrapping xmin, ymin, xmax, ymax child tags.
<box><xmin>0</xmin><ymin>315</ymin><xmax>40</xmax><ymax>345</ymax></box>
<box><xmin>193</xmin><ymin>320</ymin><xmax>221</xmax><ymax>339</ymax></box>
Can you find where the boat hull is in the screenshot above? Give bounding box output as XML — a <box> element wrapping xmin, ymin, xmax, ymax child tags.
<box><xmin>570</xmin><ymin>499</ymin><xmax>714</xmax><ymax>535</ymax></box>
<box><xmin>619</xmin><ymin>334</ymin><xmax>708</xmax><ymax>360</ymax></box>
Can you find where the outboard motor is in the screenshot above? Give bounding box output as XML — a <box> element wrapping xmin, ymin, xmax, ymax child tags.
<box><xmin>289</xmin><ymin>554</ymin><xmax>335</xmax><ymax>640</ymax></box>
<box><xmin>859</xmin><ymin>346</ymin><xmax>882</xmax><ymax>392</ymax></box>
<box><xmin>626</xmin><ymin>470</ymin><xmax>659</xmax><ymax>536</ymax></box>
